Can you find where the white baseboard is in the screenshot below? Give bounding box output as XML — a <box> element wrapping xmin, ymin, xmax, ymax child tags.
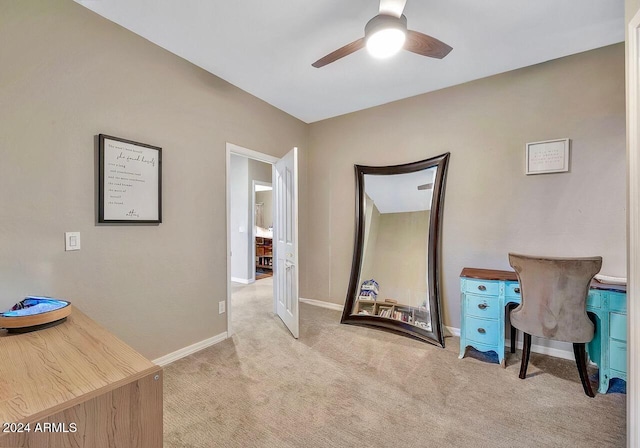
<box><xmin>231</xmin><ymin>277</ymin><xmax>252</xmax><ymax>284</ymax></box>
<box><xmin>505</xmin><ymin>338</ymin><xmax>575</xmax><ymax>362</ymax></box>
<box><xmin>446</xmin><ymin>326</ymin><xmax>576</xmax><ymax>361</ymax></box>
<box><xmin>153</xmin><ymin>332</ymin><xmax>228</xmax><ymax>366</ymax></box>
<box><xmin>299</xmin><ymin>297</ymin><xmax>344</xmax><ymax>312</ymax></box>
<box><xmin>445</xmin><ymin>326</ymin><xmax>461</xmax><ymax>337</ymax></box>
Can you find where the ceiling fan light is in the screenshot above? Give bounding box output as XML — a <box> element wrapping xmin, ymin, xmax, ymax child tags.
<box><xmin>364</xmin><ymin>14</ymin><xmax>408</xmax><ymax>59</ymax></box>
<box><xmin>366</xmin><ymin>28</ymin><xmax>406</xmax><ymax>58</ymax></box>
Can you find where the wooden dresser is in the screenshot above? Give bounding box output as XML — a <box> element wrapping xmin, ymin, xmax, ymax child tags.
<box><xmin>0</xmin><ymin>308</ymin><xmax>162</xmax><ymax>447</ymax></box>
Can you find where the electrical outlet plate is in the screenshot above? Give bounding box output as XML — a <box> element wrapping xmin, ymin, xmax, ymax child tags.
<box><xmin>218</xmin><ymin>301</ymin><xmax>226</xmax><ymax>314</ymax></box>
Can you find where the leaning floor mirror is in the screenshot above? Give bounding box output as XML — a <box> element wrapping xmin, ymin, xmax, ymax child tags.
<box><xmin>341</xmin><ymin>153</ymin><xmax>450</xmax><ymax>347</ymax></box>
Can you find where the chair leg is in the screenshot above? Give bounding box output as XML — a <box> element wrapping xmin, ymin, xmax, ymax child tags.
<box><xmin>573</xmin><ymin>343</ymin><xmax>595</xmax><ymax>398</ymax></box>
<box><xmin>519</xmin><ymin>333</ymin><xmax>532</xmax><ymax>379</ymax></box>
<box><xmin>508</xmin><ymin>304</ymin><xmax>517</xmax><ymax>353</ymax></box>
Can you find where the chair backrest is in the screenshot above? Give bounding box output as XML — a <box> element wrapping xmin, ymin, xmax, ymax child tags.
<box><xmin>508</xmin><ymin>253</ymin><xmax>602</xmax><ymax>343</ymax></box>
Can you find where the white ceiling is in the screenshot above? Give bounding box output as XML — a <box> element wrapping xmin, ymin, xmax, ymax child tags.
<box><xmin>75</xmin><ymin>0</ymin><xmax>624</xmax><ymax>123</ymax></box>
<box><xmin>365</xmin><ymin>169</ymin><xmax>435</xmax><ymax>214</ymax></box>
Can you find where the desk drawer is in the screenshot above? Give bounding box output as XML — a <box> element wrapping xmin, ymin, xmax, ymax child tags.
<box><xmin>464</xmin><ymin>279</ymin><xmax>499</xmax><ymax>296</ymax></box>
<box><xmin>465</xmin><ymin>316</ymin><xmax>499</xmax><ymax>346</ymax></box>
<box><xmin>586</xmin><ymin>291</ymin><xmax>601</xmax><ymax>309</ymax></box>
<box><xmin>505</xmin><ymin>282</ymin><xmax>521</xmax><ymax>299</ymax></box>
<box><xmin>609</xmin><ymin>292</ymin><xmax>626</xmax><ymax>313</ymax></box>
<box><xmin>610</xmin><ymin>312</ymin><xmax>627</xmax><ymax>342</ymax></box>
<box><xmin>610</xmin><ymin>340</ymin><xmax>627</xmax><ymax>373</ymax></box>
<box><xmin>465</xmin><ymin>293</ymin><xmax>500</xmax><ymax>319</ymax></box>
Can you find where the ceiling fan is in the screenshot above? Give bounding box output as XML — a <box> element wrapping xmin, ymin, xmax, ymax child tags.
<box><xmin>312</xmin><ymin>0</ymin><xmax>452</xmax><ymax>68</ymax></box>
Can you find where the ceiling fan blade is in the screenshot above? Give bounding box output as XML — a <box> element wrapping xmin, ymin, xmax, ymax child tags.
<box><xmin>312</xmin><ymin>38</ymin><xmax>365</xmax><ymax>68</ymax></box>
<box><xmin>404</xmin><ymin>30</ymin><xmax>452</xmax><ymax>59</ymax></box>
<box><xmin>379</xmin><ymin>0</ymin><xmax>407</xmax><ymax>18</ymax></box>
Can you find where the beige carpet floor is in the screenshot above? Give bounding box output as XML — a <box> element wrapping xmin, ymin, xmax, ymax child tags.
<box><xmin>163</xmin><ymin>278</ymin><xmax>626</xmax><ymax>447</ymax></box>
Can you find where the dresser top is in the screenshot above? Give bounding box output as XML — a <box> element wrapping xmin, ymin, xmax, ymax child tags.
<box><xmin>460</xmin><ymin>267</ymin><xmax>626</xmax><ymax>293</ymax></box>
<box><xmin>460</xmin><ymin>267</ymin><xmax>517</xmax><ymax>281</ymax></box>
<box><xmin>0</xmin><ymin>308</ymin><xmax>159</xmax><ymax>424</ymax></box>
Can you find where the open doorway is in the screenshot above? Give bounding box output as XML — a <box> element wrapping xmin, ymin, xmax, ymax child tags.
<box><xmin>226</xmin><ymin>143</ymin><xmax>300</xmax><ymax>339</ymax></box>
<box><xmin>229</xmin><ymin>154</ymin><xmax>273</xmax><ymax>336</ymax></box>
<box><xmin>229</xmin><ymin>154</ymin><xmax>272</xmax><ymax>284</ymax></box>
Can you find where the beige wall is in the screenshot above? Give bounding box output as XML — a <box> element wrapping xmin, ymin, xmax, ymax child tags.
<box><xmin>0</xmin><ymin>1</ymin><xmax>626</xmax><ymax>355</ymax></box>
<box><xmin>307</xmin><ymin>44</ymin><xmax>626</xmax><ymax>328</ymax></box>
<box><xmin>628</xmin><ymin>0</ymin><xmax>640</xmax><ymax>25</ymax></box>
<box><xmin>0</xmin><ymin>0</ymin><xmax>307</xmax><ymax>359</ymax></box>
<box><xmin>370</xmin><ymin>211</ymin><xmax>429</xmax><ymax>307</ymax></box>
<box><xmin>230</xmin><ymin>155</ymin><xmax>250</xmax><ymax>280</ymax></box>
<box><xmin>359</xmin><ymin>196</ymin><xmax>380</xmax><ymax>286</ymax></box>
<box><xmin>256</xmin><ymin>190</ymin><xmax>273</xmax><ymax>229</ymax></box>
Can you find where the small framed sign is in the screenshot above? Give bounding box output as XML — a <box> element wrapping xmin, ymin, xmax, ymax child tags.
<box><xmin>525</xmin><ymin>138</ymin><xmax>570</xmax><ymax>175</ymax></box>
<box><xmin>98</xmin><ymin>134</ymin><xmax>162</xmax><ymax>223</ymax></box>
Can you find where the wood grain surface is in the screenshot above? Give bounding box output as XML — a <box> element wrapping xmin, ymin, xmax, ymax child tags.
<box><xmin>0</xmin><ymin>309</ymin><xmax>162</xmax><ymax>447</ymax></box>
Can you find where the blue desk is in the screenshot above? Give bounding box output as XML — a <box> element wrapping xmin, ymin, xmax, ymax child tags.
<box><xmin>459</xmin><ymin>268</ymin><xmax>626</xmax><ymax>394</ymax></box>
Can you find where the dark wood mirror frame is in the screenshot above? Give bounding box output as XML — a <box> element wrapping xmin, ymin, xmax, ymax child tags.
<box><xmin>341</xmin><ymin>153</ymin><xmax>450</xmax><ymax>347</ymax></box>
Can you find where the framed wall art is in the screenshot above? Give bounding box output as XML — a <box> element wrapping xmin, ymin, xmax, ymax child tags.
<box><xmin>525</xmin><ymin>138</ymin><xmax>570</xmax><ymax>175</ymax></box>
<box><xmin>525</xmin><ymin>138</ymin><xmax>571</xmax><ymax>175</ymax></box>
<box><xmin>98</xmin><ymin>134</ymin><xmax>162</xmax><ymax>223</ymax></box>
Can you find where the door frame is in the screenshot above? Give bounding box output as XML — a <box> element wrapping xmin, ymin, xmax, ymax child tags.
<box><xmin>627</xmin><ymin>10</ymin><xmax>640</xmax><ymax>447</ymax></box>
<box><xmin>226</xmin><ymin>142</ymin><xmax>279</xmax><ymax>337</ymax></box>
<box><xmin>252</xmin><ymin>180</ymin><xmax>273</xmax><ymax>284</ymax></box>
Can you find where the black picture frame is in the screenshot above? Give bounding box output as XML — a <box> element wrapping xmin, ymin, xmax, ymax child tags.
<box><xmin>341</xmin><ymin>153</ymin><xmax>450</xmax><ymax>347</ymax></box>
<box><xmin>98</xmin><ymin>134</ymin><xmax>162</xmax><ymax>224</ymax></box>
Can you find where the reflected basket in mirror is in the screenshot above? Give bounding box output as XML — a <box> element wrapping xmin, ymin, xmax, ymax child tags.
<box><xmin>358</xmin><ymin>279</ymin><xmax>379</xmax><ymax>300</ymax></box>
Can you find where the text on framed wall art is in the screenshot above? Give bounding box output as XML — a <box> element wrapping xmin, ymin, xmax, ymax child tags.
<box><xmin>525</xmin><ymin>138</ymin><xmax>570</xmax><ymax>175</ymax></box>
<box><xmin>98</xmin><ymin>134</ymin><xmax>162</xmax><ymax>223</ymax></box>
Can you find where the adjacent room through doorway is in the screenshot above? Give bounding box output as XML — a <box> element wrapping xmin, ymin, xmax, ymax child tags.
<box><xmin>254</xmin><ymin>182</ymin><xmax>273</xmax><ymax>280</ymax></box>
<box><xmin>229</xmin><ymin>154</ymin><xmax>273</xmax><ymax>318</ymax></box>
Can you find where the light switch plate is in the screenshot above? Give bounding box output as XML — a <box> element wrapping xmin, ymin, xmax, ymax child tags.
<box><xmin>65</xmin><ymin>232</ymin><xmax>81</xmax><ymax>251</ymax></box>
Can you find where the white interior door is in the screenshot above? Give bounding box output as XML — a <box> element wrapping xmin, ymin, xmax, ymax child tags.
<box><xmin>274</xmin><ymin>147</ymin><xmax>299</xmax><ymax>338</ymax></box>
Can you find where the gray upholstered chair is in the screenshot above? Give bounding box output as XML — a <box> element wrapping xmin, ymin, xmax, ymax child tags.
<box><xmin>508</xmin><ymin>253</ymin><xmax>602</xmax><ymax>397</ymax></box>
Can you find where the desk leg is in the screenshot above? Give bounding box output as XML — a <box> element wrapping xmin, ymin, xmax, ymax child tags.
<box><xmin>596</xmin><ymin>311</ymin><xmax>610</xmax><ymax>395</ymax></box>
<box><xmin>587</xmin><ymin>312</ymin><xmax>610</xmax><ymax>394</ymax></box>
<box><xmin>459</xmin><ymin>291</ymin><xmax>466</xmax><ymax>360</ymax></box>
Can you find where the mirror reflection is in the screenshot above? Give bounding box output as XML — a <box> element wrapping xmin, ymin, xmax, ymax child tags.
<box><xmin>351</xmin><ymin>168</ymin><xmax>436</xmax><ymax>332</ymax></box>
<box><xmin>341</xmin><ymin>153</ymin><xmax>449</xmax><ymax>347</ymax></box>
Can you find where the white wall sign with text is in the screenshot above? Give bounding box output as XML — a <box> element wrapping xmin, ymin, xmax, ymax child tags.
<box><xmin>525</xmin><ymin>138</ymin><xmax>570</xmax><ymax>175</ymax></box>
<box><xmin>98</xmin><ymin>134</ymin><xmax>162</xmax><ymax>223</ymax></box>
